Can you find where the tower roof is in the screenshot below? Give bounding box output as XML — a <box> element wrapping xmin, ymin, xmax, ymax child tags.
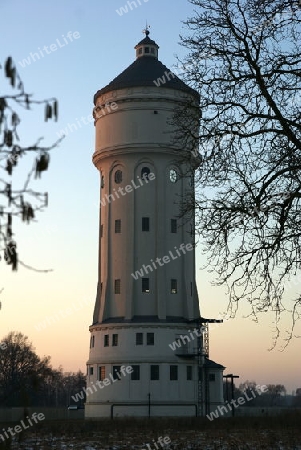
<box><xmin>136</xmin><ymin>33</ymin><xmax>158</xmax><ymax>47</ymax></box>
<box><xmin>94</xmin><ymin>32</ymin><xmax>199</xmax><ymax>103</ymax></box>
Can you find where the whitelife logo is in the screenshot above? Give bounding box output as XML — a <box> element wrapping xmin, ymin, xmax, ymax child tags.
<box><xmin>206</xmin><ymin>384</ymin><xmax>268</xmax><ymax>420</ymax></box>
<box><xmin>0</xmin><ymin>341</ymin><xmax>7</xmax><ymax>351</ymax></box>
<box><xmin>142</xmin><ymin>436</ymin><xmax>171</xmax><ymax>450</ymax></box>
<box><xmin>100</xmin><ymin>173</ymin><xmax>155</xmax><ymax>208</ymax></box>
<box><xmin>18</xmin><ymin>31</ymin><xmax>80</xmax><ymax>68</ymax></box>
<box><xmin>34</xmin><ymin>298</ymin><xmax>93</xmax><ymax>332</ymax></box>
<box><xmin>71</xmin><ymin>365</ymin><xmax>133</xmax><ymax>402</ymax></box>
<box><xmin>153</xmin><ymin>69</ymin><xmax>177</xmax><ymax>87</ymax></box>
<box><xmin>56</xmin><ymin>102</ymin><xmax>118</xmax><ymax>138</ymax></box>
<box><xmin>131</xmin><ymin>243</ymin><xmax>194</xmax><ymax>280</ymax></box>
<box><xmin>116</xmin><ymin>0</ymin><xmax>149</xmax><ymax>16</ymax></box>
<box><xmin>0</xmin><ymin>412</ymin><xmax>45</xmax><ymax>442</ymax></box>
<box><xmin>168</xmin><ymin>327</ymin><xmax>205</xmax><ymax>351</ymax></box>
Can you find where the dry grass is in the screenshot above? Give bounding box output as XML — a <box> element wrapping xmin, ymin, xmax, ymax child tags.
<box><xmin>0</xmin><ymin>414</ymin><xmax>300</xmax><ymax>449</ymax></box>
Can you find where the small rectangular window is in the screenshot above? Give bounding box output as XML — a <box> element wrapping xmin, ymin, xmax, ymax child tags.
<box><xmin>170</xmin><ymin>365</ymin><xmax>178</xmax><ymax>381</ymax></box>
<box><xmin>99</xmin><ymin>366</ymin><xmax>105</xmax><ymax>381</ymax></box>
<box><xmin>145</xmin><ymin>47</ymin><xmax>150</xmax><ymax>53</ymax></box>
<box><xmin>104</xmin><ymin>334</ymin><xmax>109</xmax><ymax>347</ymax></box>
<box><xmin>112</xmin><ymin>334</ymin><xmax>118</xmax><ymax>346</ymax></box>
<box><xmin>89</xmin><ymin>367</ymin><xmax>94</xmax><ymax>376</ymax></box>
<box><xmin>142</xmin><ymin>278</ymin><xmax>150</xmax><ymax>293</ymax></box>
<box><xmin>171</xmin><ymin>219</ymin><xmax>177</xmax><ymax>233</ymax></box>
<box><xmin>151</xmin><ymin>48</ymin><xmax>155</xmax><ymax>54</ymax></box>
<box><xmin>112</xmin><ymin>366</ymin><xmax>121</xmax><ymax>381</ymax></box>
<box><xmin>171</xmin><ymin>279</ymin><xmax>177</xmax><ymax>294</ymax></box>
<box><xmin>136</xmin><ymin>332</ymin><xmax>143</xmax><ymax>345</ymax></box>
<box><xmin>142</xmin><ymin>217</ymin><xmax>150</xmax><ymax>231</ymax></box>
<box><xmin>131</xmin><ymin>365</ymin><xmax>140</xmax><ymax>380</ymax></box>
<box><xmin>187</xmin><ymin>366</ymin><xmax>193</xmax><ymax>381</ymax></box>
<box><xmin>209</xmin><ymin>373</ymin><xmax>216</xmax><ymax>382</ymax></box>
<box><xmin>115</xmin><ymin>219</ymin><xmax>121</xmax><ymax>233</ymax></box>
<box><xmin>147</xmin><ymin>332</ymin><xmax>154</xmax><ymax>345</ymax></box>
<box><xmin>150</xmin><ymin>365</ymin><xmax>159</xmax><ymax>380</ymax></box>
<box><xmin>115</xmin><ymin>279</ymin><xmax>121</xmax><ymax>294</ymax></box>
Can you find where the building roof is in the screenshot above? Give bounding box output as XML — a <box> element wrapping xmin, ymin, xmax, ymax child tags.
<box><xmin>136</xmin><ymin>35</ymin><xmax>158</xmax><ymax>47</ymax></box>
<box><xmin>205</xmin><ymin>358</ymin><xmax>225</xmax><ymax>370</ymax></box>
<box><xmin>94</xmin><ymin>33</ymin><xmax>199</xmax><ymax>103</ymax></box>
<box><xmin>96</xmin><ymin>315</ymin><xmax>192</xmax><ymax>324</ymax></box>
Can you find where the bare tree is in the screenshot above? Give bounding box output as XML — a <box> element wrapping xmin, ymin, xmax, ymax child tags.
<box><xmin>175</xmin><ymin>0</ymin><xmax>301</xmax><ymax>344</ymax></box>
<box><xmin>0</xmin><ymin>56</ymin><xmax>62</xmax><ymax>274</ymax></box>
<box><xmin>265</xmin><ymin>384</ymin><xmax>287</xmax><ymax>405</ymax></box>
<box><xmin>34</xmin><ymin>367</ymin><xmax>86</xmax><ymax>407</ymax></box>
<box><xmin>0</xmin><ymin>331</ymin><xmax>53</xmax><ymax>406</ymax></box>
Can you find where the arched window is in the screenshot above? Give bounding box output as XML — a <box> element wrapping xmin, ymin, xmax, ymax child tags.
<box><xmin>141</xmin><ymin>167</ymin><xmax>150</xmax><ymax>180</ymax></box>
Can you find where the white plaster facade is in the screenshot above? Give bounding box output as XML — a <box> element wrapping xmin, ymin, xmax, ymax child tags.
<box><xmin>85</xmin><ymin>33</ymin><xmax>225</xmax><ymax>418</ymax></box>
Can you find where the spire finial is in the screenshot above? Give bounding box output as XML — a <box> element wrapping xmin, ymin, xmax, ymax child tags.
<box><xmin>143</xmin><ymin>22</ymin><xmax>150</xmax><ymax>36</ymax></box>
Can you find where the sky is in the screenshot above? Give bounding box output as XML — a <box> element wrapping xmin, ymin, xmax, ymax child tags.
<box><xmin>0</xmin><ymin>0</ymin><xmax>300</xmax><ymax>394</ymax></box>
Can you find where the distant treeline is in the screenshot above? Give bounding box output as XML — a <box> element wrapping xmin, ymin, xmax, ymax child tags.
<box><xmin>0</xmin><ymin>332</ymin><xmax>86</xmax><ymax>407</ymax></box>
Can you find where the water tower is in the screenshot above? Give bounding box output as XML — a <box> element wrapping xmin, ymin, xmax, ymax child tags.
<box><xmin>86</xmin><ymin>30</ymin><xmax>225</xmax><ymax>418</ymax></box>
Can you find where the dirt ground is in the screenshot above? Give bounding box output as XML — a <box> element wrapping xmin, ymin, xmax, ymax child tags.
<box><xmin>0</xmin><ymin>415</ymin><xmax>301</xmax><ymax>449</ymax></box>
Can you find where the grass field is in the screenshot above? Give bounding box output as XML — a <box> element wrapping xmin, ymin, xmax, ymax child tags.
<box><xmin>0</xmin><ymin>414</ymin><xmax>300</xmax><ymax>449</ymax></box>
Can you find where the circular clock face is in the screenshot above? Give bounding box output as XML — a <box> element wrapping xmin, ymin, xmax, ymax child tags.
<box><xmin>169</xmin><ymin>169</ymin><xmax>178</xmax><ymax>183</ymax></box>
<box><xmin>114</xmin><ymin>170</ymin><xmax>122</xmax><ymax>184</ymax></box>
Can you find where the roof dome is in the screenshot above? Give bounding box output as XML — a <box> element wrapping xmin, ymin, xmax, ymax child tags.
<box><xmin>136</xmin><ymin>34</ymin><xmax>158</xmax><ymax>47</ymax></box>
<box><xmin>94</xmin><ymin>32</ymin><xmax>199</xmax><ymax>103</ymax></box>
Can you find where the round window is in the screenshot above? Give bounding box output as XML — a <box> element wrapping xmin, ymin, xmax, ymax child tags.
<box><xmin>169</xmin><ymin>169</ymin><xmax>178</xmax><ymax>183</ymax></box>
<box><xmin>114</xmin><ymin>170</ymin><xmax>122</xmax><ymax>184</ymax></box>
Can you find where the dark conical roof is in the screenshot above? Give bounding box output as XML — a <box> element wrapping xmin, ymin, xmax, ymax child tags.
<box><xmin>94</xmin><ymin>33</ymin><xmax>199</xmax><ymax>103</ymax></box>
<box><xmin>136</xmin><ymin>35</ymin><xmax>158</xmax><ymax>47</ymax></box>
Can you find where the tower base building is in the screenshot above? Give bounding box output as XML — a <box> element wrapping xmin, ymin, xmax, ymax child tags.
<box><xmin>86</xmin><ymin>31</ymin><xmax>225</xmax><ymax>418</ymax></box>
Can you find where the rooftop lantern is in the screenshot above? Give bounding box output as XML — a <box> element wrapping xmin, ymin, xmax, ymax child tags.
<box><xmin>135</xmin><ymin>26</ymin><xmax>159</xmax><ymax>59</ymax></box>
